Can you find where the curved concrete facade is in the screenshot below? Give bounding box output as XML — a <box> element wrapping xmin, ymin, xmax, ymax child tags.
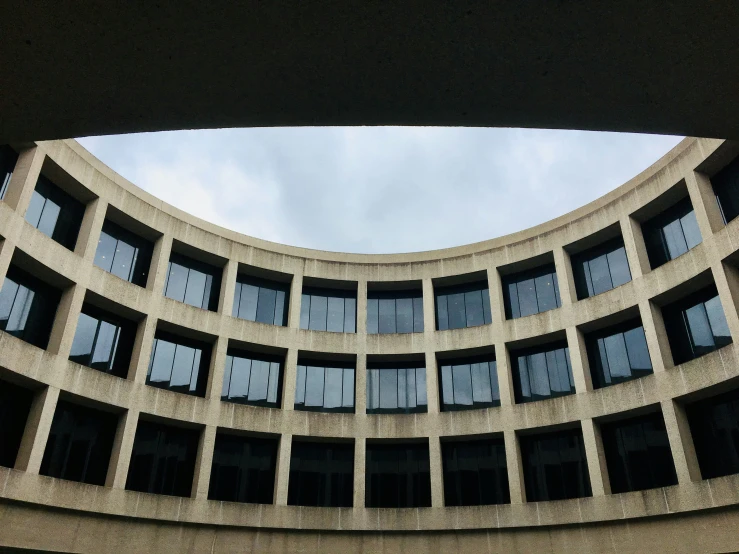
<box><xmin>2</xmin><ymin>137</ymin><xmax>739</xmax><ymax>553</ymax></box>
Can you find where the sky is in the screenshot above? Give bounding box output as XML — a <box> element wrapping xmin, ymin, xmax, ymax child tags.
<box><xmin>77</xmin><ymin>128</ymin><xmax>683</xmax><ymax>254</ymax></box>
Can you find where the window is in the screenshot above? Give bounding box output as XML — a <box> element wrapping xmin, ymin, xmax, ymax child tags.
<box><xmin>365</xmin><ymin>442</ymin><xmax>431</xmax><ymax>508</ymax></box>
<box><xmin>366</xmin><ymin>363</ymin><xmax>427</xmax><ymax>414</ymax></box>
<box><xmin>439</xmin><ymin>355</ymin><xmax>500</xmax><ymax>411</ymax></box>
<box><xmin>0</xmin><ymin>379</ymin><xmax>33</xmax><ymax>468</ymax></box>
<box><xmin>221</xmin><ymin>350</ymin><xmax>282</xmax><ymax>408</ymax></box>
<box><xmin>163</xmin><ymin>252</ymin><xmax>221</xmax><ymax>311</ymax></box>
<box><xmin>294</xmin><ymin>361</ymin><xmax>354</xmax><ymax>413</ymax></box>
<box><xmin>662</xmin><ymin>285</ymin><xmax>732</xmax><ymax>365</ymax></box>
<box><xmin>503</xmin><ymin>263</ymin><xmax>561</xmax><ymax>319</ymax></box>
<box><xmin>712</xmin><ymin>156</ymin><xmax>739</xmax><ymax>224</ymax></box>
<box><xmin>125</xmin><ymin>420</ymin><xmax>199</xmax><ymax>497</ymax></box>
<box><xmin>586</xmin><ymin>320</ymin><xmax>652</xmax><ymax>389</ymax></box>
<box><xmin>687</xmin><ymin>387</ymin><xmax>739</xmax><ymax>480</ymax></box>
<box><xmin>0</xmin><ymin>265</ymin><xmax>60</xmax><ymax>349</ymax></box>
<box><xmin>367</xmin><ymin>289</ymin><xmax>423</xmax><ymax>334</ymax></box>
<box><xmin>571</xmin><ymin>237</ymin><xmax>632</xmax><ymax>299</ymax></box>
<box><xmin>232</xmin><ymin>275</ymin><xmax>289</xmax><ymax>327</ymax></box>
<box><xmin>299</xmin><ymin>287</ymin><xmax>356</xmax><ymax>333</ymax></box>
<box><xmin>69</xmin><ymin>304</ymin><xmax>137</xmax><ymax>378</ymax></box>
<box><xmin>512</xmin><ymin>342</ymin><xmax>575</xmax><ymax>403</ymax></box>
<box><xmin>0</xmin><ymin>145</ymin><xmax>18</xmax><ymax>200</ymax></box>
<box><xmin>642</xmin><ymin>197</ymin><xmax>702</xmax><ymax>269</ymax></box>
<box><xmin>146</xmin><ymin>332</ymin><xmax>211</xmax><ymax>397</ymax></box>
<box><xmin>94</xmin><ymin>220</ymin><xmax>152</xmax><ymax>286</ymax></box>
<box><xmin>24</xmin><ymin>175</ymin><xmax>85</xmax><ymax>250</ymax></box>
<box><xmin>209</xmin><ymin>433</ymin><xmax>278</xmax><ymax>504</ymax></box>
<box><xmin>435</xmin><ymin>281</ymin><xmax>491</xmax><ymax>330</ymax></box>
<box><xmin>40</xmin><ymin>400</ymin><xmax>118</xmax><ymax>486</ymax></box>
<box><xmin>442</xmin><ymin>437</ymin><xmax>510</xmax><ymax>506</ymax></box>
<box><xmin>600</xmin><ymin>412</ymin><xmax>677</xmax><ymax>494</ymax></box>
<box><xmin>287</xmin><ymin>441</ymin><xmax>354</xmax><ymax>507</ymax></box>
<box><xmin>520</xmin><ymin>428</ymin><xmax>592</xmax><ymax>502</ymax></box>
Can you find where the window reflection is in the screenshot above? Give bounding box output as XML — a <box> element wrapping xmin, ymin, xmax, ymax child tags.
<box><xmin>294</xmin><ymin>361</ymin><xmax>355</xmax><ymax>413</ymax></box>
<box><xmin>367</xmin><ymin>364</ymin><xmax>427</xmax><ymax>414</ymax></box>
<box><xmin>94</xmin><ymin>220</ymin><xmax>152</xmax><ymax>287</ymax></box>
<box><xmin>24</xmin><ymin>175</ymin><xmax>85</xmax><ymax>251</ymax></box>
<box><xmin>442</xmin><ymin>437</ymin><xmax>510</xmax><ymax>506</ymax></box>
<box><xmin>439</xmin><ymin>355</ymin><xmax>499</xmax><ymax>411</ymax></box>
<box><xmin>163</xmin><ymin>253</ymin><xmax>221</xmax><ymax>311</ymax></box>
<box><xmin>435</xmin><ymin>281</ymin><xmax>491</xmax><ymax>330</ymax></box>
<box><xmin>572</xmin><ymin>237</ymin><xmax>632</xmax><ymax>300</ymax></box>
<box><xmin>586</xmin><ymin>319</ymin><xmax>652</xmax><ymax>389</ymax></box>
<box><xmin>299</xmin><ymin>287</ymin><xmax>356</xmax><ymax>333</ymax></box>
<box><xmin>69</xmin><ymin>304</ymin><xmax>136</xmax><ymax>378</ymax></box>
<box><xmin>232</xmin><ymin>275</ymin><xmax>289</xmax><ymax>327</ymax></box>
<box><xmin>503</xmin><ymin>264</ymin><xmax>561</xmax><ymax>319</ymax></box>
<box><xmin>642</xmin><ymin>196</ymin><xmax>702</xmax><ymax>269</ymax></box>
<box><xmin>146</xmin><ymin>332</ymin><xmax>211</xmax><ymax>397</ymax></box>
<box><xmin>512</xmin><ymin>342</ymin><xmax>574</xmax><ymax>403</ymax></box>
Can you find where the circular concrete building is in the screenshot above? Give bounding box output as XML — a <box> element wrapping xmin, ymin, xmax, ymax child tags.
<box><xmin>1</xmin><ymin>137</ymin><xmax>739</xmax><ymax>553</ymax></box>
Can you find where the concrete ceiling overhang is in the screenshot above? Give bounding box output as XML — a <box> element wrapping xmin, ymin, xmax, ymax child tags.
<box><xmin>2</xmin><ymin>1</ymin><xmax>739</xmax><ymax>143</ymax></box>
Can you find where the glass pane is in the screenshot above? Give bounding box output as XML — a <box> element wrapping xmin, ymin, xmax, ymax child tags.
<box><xmin>295</xmin><ymin>365</ymin><xmax>306</xmax><ymax>404</ymax></box>
<box><xmin>528</xmin><ymin>352</ymin><xmax>550</xmax><ymax>398</ymax></box>
<box><xmin>229</xmin><ymin>356</ymin><xmax>252</xmax><ymax>399</ymax></box>
<box><xmin>441</xmin><ymin>365</ymin><xmax>454</xmax><ymax>407</ymax></box>
<box><xmin>413</xmin><ymin>297</ymin><xmax>424</xmax><ymax>332</ymax></box>
<box><xmin>232</xmin><ymin>283</ymin><xmax>242</xmax><ymax>318</ymax></box>
<box><xmin>535</xmin><ymin>273</ymin><xmax>558</xmax><ymax>313</ymax></box>
<box><xmin>189</xmin><ymin>347</ymin><xmax>202</xmax><ymax>392</ymax></box>
<box><xmin>380</xmin><ymin>369</ymin><xmax>398</xmax><ymax>410</ymax></box>
<box><xmin>267</xmin><ymin>361</ymin><xmax>280</xmax><ymax>403</ymax></box>
<box><xmin>324</xmin><ymin>367</ymin><xmax>343</xmax><ymax>408</ymax></box>
<box><xmin>603</xmin><ymin>333</ymin><xmax>631</xmax><ymax>378</ymax></box>
<box><xmin>256</xmin><ymin>287</ymin><xmax>277</xmax><ymax>324</ymax></box>
<box><xmin>471</xmin><ymin>362</ymin><xmax>493</xmax><ymax>403</ymax></box>
<box><xmin>397</xmin><ymin>367</ymin><xmax>407</xmax><ymax>409</ymax></box>
<box><xmin>221</xmin><ymin>356</ymin><xmax>233</xmax><ymax>398</ymax></box>
<box><xmin>273</xmin><ymin>290</ymin><xmax>286</xmax><ymax>326</ymax></box>
<box><xmin>405</xmin><ymin>368</ymin><xmax>416</xmax><ymax>409</ymax></box>
<box><xmin>344</xmin><ymin>297</ymin><xmax>356</xmax><ymax>333</ymax></box>
<box><xmin>170</xmin><ymin>344</ymin><xmax>197</xmax><ymax>387</ymax></box>
<box><xmin>378</xmin><ymin>298</ymin><xmax>396</xmax><ymax>334</ymax></box>
<box><xmin>447</xmin><ymin>293</ymin><xmax>466</xmax><ymax>329</ymax></box>
<box><xmin>704</xmin><ymin>295</ymin><xmax>731</xmax><ymax>345</ymax></box>
<box><xmin>248</xmin><ymin>359</ymin><xmax>270</xmax><ymax>402</ymax></box>
<box><xmin>680</xmin><ymin>210</ymin><xmax>702</xmax><ymax>250</ymax></box>
<box><xmin>326</xmin><ymin>296</ymin><xmax>345</xmax><ymax>332</ymax></box>
<box><xmin>607</xmin><ymin>247</ymin><xmax>631</xmax><ymax>288</ymax></box>
<box><xmin>481</xmin><ymin>288</ymin><xmax>492</xmax><ymax>324</ymax></box>
<box><xmin>554</xmin><ymin>348</ymin><xmax>572</xmax><ymax>393</ymax></box>
<box><xmin>685</xmin><ymin>303</ymin><xmax>715</xmax><ymax>355</ymax></box>
<box><xmin>465</xmin><ymin>290</ymin><xmax>484</xmax><ymax>327</ymax></box>
<box><xmin>489</xmin><ymin>361</ymin><xmax>500</xmax><ymax>403</ymax></box>
<box><xmin>367</xmin><ymin>369</ymin><xmax>380</xmax><ymax>410</ymax></box>
<box><xmin>396</xmin><ymin>297</ymin><xmax>413</xmax><ymax>333</ymax></box>
<box><xmin>506</xmin><ymin>281</ymin><xmax>521</xmax><ymax>318</ymax></box>
<box><xmin>663</xmin><ymin>219</ymin><xmax>688</xmax><ymax>260</ymax></box>
<box><xmin>0</xmin><ymin>278</ymin><xmax>19</xmax><ymax>322</ymax></box>
<box><xmin>517</xmin><ymin>279</ymin><xmax>538</xmax><ymax>317</ymax></box>
<box><xmin>367</xmin><ymin>298</ymin><xmax>379</xmax><ymax>334</ymax></box>
<box><xmin>184</xmin><ymin>270</ymin><xmax>207</xmax><ymax>308</ymax></box>
<box><xmin>588</xmin><ymin>254</ymin><xmax>612</xmax><ymax>295</ymax></box>
<box><xmin>164</xmin><ymin>263</ymin><xmax>188</xmax><ymax>303</ymax></box>
<box><xmin>436</xmin><ymin>294</ymin><xmax>449</xmax><ymax>330</ymax></box>
<box><xmin>94</xmin><ymin>232</ymin><xmax>117</xmax><ymax>273</ymax></box>
<box><xmin>36</xmin><ymin>199</ymin><xmax>61</xmax><ymax>238</ymax></box>
<box><xmin>148</xmin><ymin>339</ymin><xmax>175</xmax><ymax>383</ymax></box>
<box><xmin>516</xmin><ymin>355</ymin><xmax>531</xmax><ymax>400</ymax></box>
<box><xmin>91</xmin><ymin>320</ymin><xmax>118</xmax><ymax>367</ymax></box>
<box><xmin>342</xmin><ymin>368</ymin><xmax>354</xmax><ymax>408</ymax></box>
<box><xmin>70</xmin><ymin>313</ymin><xmax>98</xmax><ymax>360</ymax></box>
<box><xmin>452</xmin><ymin>364</ymin><xmax>473</xmax><ymax>406</ymax></box>
<box><xmin>25</xmin><ymin>191</ymin><xmax>46</xmax><ymax>227</ymax></box>
<box><xmin>111</xmin><ymin>240</ymin><xmax>136</xmax><ymax>281</ymax></box>
<box><xmin>305</xmin><ymin>366</ymin><xmax>325</xmax><ymax>407</ymax></box>
<box><xmin>299</xmin><ymin>295</ymin><xmax>310</xmax><ymax>329</ymax></box>
<box><xmin>6</xmin><ymin>286</ymin><xmax>33</xmax><ymax>332</ymax></box>
<box><xmin>237</xmin><ymin>284</ymin><xmax>259</xmax><ymax>321</ymax></box>
<box><xmin>416</xmin><ymin>368</ymin><xmax>427</xmax><ymax>406</ymax></box>
<box><xmin>623</xmin><ymin>327</ymin><xmax>652</xmax><ymax>371</ymax></box>
<box><xmin>309</xmin><ymin>295</ymin><xmax>328</xmax><ymax>331</ymax></box>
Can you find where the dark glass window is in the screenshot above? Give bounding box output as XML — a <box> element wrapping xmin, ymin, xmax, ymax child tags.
<box><xmin>512</xmin><ymin>342</ymin><xmax>575</xmax><ymax>403</ymax></box>
<box><xmin>125</xmin><ymin>420</ymin><xmax>199</xmax><ymax>497</ymax></box>
<box><xmin>439</xmin><ymin>355</ymin><xmax>500</xmax><ymax>412</ymax></box>
<box><xmin>232</xmin><ymin>275</ymin><xmax>289</xmax><ymax>327</ymax></box>
<box><xmin>686</xmin><ymin>387</ymin><xmax>739</xmax><ymax>479</ymax></box>
<box><xmin>367</xmin><ymin>290</ymin><xmax>423</xmax><ymax>334</ymax></box>
<box><xmin>0</xmin><ymin>145</ymin><xmax>18</xmax><ymax>200</ymax></box>
<box><xmin>434</xmin><ymin>281</ymin><xmax>491</xmax><ymax>330</ymax></box>
<box><xmin>586</xmin><ymin>320</ymin><xmax>652</xmax><ymax>389</ymax></box>
<box><xmin>366</xmin><ymin>363</ymin><xmax>427</xmax><ymax>414</ymax></box>
<box><xmin>299</xmin><ymin>287</ymin><xmax>356</xmax><ymax>333</ymax></box>
<box><xmin>0</xmin><ymin>265</ymin><xmax>60</xmax><ymax>349</ymax></box>
<box><xmin>572</xmin><ymin>238</ymin><xmax>632</xmax><ymax>300</ymax></box>
<box><xmin>442</xmin><ymin>437</ymin><xmax>510</xmax><ymax>506</ymax></box>
<box><xmin>40</xmin><ymin>400</ymin><xmax>118</xmax><ymax>486</ymax></box>
<box><xmin>163</xmin><ymin>252</ymin><xmax>221</xmax><ymax>311</ymax></box>
<box><xmin>294</xmin><ymin>361</ymin><xmax>354</xmax><ymax>413</ymax></box>
<box><xmin>24</xmin><ymin>175</ymin><xmax>85</xmax><ymax>250</ymax></box>
<box><xmin>712</xmin><ymin>156</ymin><xmax>739</xmax><ymax>224</ymax></box>
<box><xmin>366</xmin><ymin>442</ymin><xmax>431</xmax><ymax>508</ymax></box>
<box><xmin>146</xmin><ymin>332</ymin><xmax>210</xmax><ymax>397</ymax></box>
<box><xmin>520</xmin><ymin>428</ymin><xmax>592</xmax><ymax>502</ymax></box>
<box><xmin>503</xmin><ymin>264</ymin><xmax>561</xmax><ymax>319</ymax></box>
<box><xmin>287</xmin><ymin>441</ymin><xmax>353</xmax><ymax>507</ymax></box>
<box><xmin>94</xmin><ymin>220</ymin><xmax>152</xmax><ymax>287</ymax></box>
<box><xmin>221</xmin><ymin>350</ymin><xmax>282</xmax><ymax>408</ymax></box>
<box><xmin>642</xmin><ymin>197</ymin><xmax>702</xmax><ymax>270</ymax></box>
<box><xmin>0</xmin><ymin>379</ymin><xmax>34</xmax><ymax>468</ymax></box>
<box><xmin>601</xmin><ymin>412</ymin><xmax>677</xmax><ymax>493</ymax></box>
<box><xmin>208</xmin><ymin>433</ymin><xmax>278</xmax><ymax>504</ymax></box>
<box><xmin>662</xmin><ymin>285</ymin><xmax>732</xmax><ymax>365</ymax></box>
<box><xmin>69</xmin><ymin>304</ymin><xmax>137</xmax><ymax>378</ymax></box>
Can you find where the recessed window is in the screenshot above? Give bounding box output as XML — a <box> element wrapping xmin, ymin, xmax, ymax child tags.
<box><xmin>164</xmin><ymin>252</ymin><xmax>221</xmax><ymax>311</ymax></box>
<box><xmin>511</xmin><ymin>341</ymin><xmax>575</xmax><ymax>403</ymax></box>
<box><xmin>232</xmin><ymin>275</ymin><xmax>289</xmax><ymax>327</ymax></box>
<box><xmin>571</xmin><ymin>237</ymin><xmax>632</xmax><ymax>300</ymax></box>
<box><xmin>442</xmin><ymin>437</ymin><xmax>510</xmax><ymax>506</ymax></box>
<box><xmin>439</xmin><ymin>354</ymin><xmax>500</xmax><ymax>412</ymax></box>
<box><xmin>0</xmin><ymin>265</ymin><xmax>61</xmax><ymax>349</ymax></box>
<box><xmin>294</xmin><ymin>360</ymin><xmax>354</xmax><ymax>413</ymax></box>
<box><xmin>126</xmin><ymin>420</ymin><xmax>200</xmax><ymax>497</ymax></box>
<box><xmin>366</xmin><ymin>363</ymin><xmax>427</xmax><ymax>414</ymax></box>
<box><xmin>40</xmin><ymin>400</ymin><xmax>118</xmax><ymax>486</ymax></box>
<box><xmin>221</xmin><ymin>350</ymin><xmax>282</xmax><ymax>408</ymax></box>
<box><xmin>519</xmin><ymin>428</ymin><xmax>592</xmax><ymax>502</ymax></box>
<box><xmin>711</xmin><ymin>156</ymin><xmax>739</xmax><ymax>224</ymax></box>
<box><xmin>585</xmin><ymin>319</ymin><xmax>652</xmax><ymax>389</ymax></box>
<box><xmin>208</xmin><ymin>433</ymin><xmax>278</xmax><ymax>504</ymax></box>
<box><xmin>24</xmin><ymin>174</ymin><xmax>85</xmax><ymax>251</ymax></box>
<box><xmin>686</xmin><ymin>387</ymin><xmax>739</xmax><ymax>480</ymax></box>
<box><xmin>299</xmin><ymin>287</ymin><xmax>356</xmax><ymax>333</ymax></box>
<box><xmin>365</xmin><ymin>442</ymin><xmax>431</xmax><ymax>508</ymax></box>
<box><xmin>661</xmin><ymin>284</ymin><xmax>732</xmax><ymax>365</ymax></box>
<box><xmin>367</xmin><ymin>289</ymin><xmax>423</xmax><ymax>334</ymax></box>
<box><xmin>503</xmin><ymin>263</ymin><xmax>561</xmax><ymax>319</ymax></box>
<box><xmin>287</xmin><ymin>440</ymin><xmax>354</xmax><ymax>507</ymax></box>
<box><xmin>94</xmin><ymin>220</ymin><xmax>153</xmax><ymax>287</ymax></box>
<box><xmin>600</xmin><ymin>411</ymin><xmax>677</xmax><ymax>494</ymax></box>
<box><xmin>0</xmin><ymin>379</ymin><xmax>34</xmax><ymax>468</ymax></box>
<box><xmin>434</xmin><ymin>281</ymin><xmax>491</xmax><ymax>330</ymax></box>
<box><xmin>642</xmin><ymin>197</ymin><xmax>702</xmax><ymax>270</ymax></box>
<box><xmin>146</xmin><ymin>331</ymin><xmax>211</xmax><ymax>397</ymax></box>
<box><xmin>0</xmin><ymin>145</ymin><xmax>18</xmax><ymax>200</ymax></box>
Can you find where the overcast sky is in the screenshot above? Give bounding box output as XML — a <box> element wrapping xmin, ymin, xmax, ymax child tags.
<box><xmin>77</xmin><ymin>128</ymin><xmax>682</xmax><ymax>254</ymax></box>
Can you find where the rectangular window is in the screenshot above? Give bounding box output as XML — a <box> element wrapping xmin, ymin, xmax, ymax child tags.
<box><xmin>208</xmin><ymin>433</ymin><xmax>278</xmax><ymax>504</ymax></box>
<box><xmin>232</xmin><ymin>275</ymin><xmax>289</xmax><ymax>327</ymax></box>
<box><xmin>503</xmin><ymin>264</ymin><xmax>561</xmax><ymax>319</ymax></box>
<box><xmin>434</xmin><ymin>280</ymin><xmax>492</xmax><ymax>330</ymax></box>
<box><xmin>439</xmin><ymin>355</ymin><xmax>500</xmax><ymax>412</ymax></box>
<box><xmin>512</xmin><ymin>341</ymin><xmax>575</xmax><ymax>403</ymax></box>
<box><xmin>365</xmin><ymin>442</ymin><xmax>431</xmax><ymax>508</ymax></box>
<box><xmin>24</xmin><ymin>175</ymin><xmax>85</xmax><ymax>251</ymax></box>
<box><xmin>146</xmin><ymin>332</ymin><xmax>210</xmax><ymax>397</ymax></box>
<box><xmin>571</xmin><ymin>237</ymin><xmax>632</xmax><ymax>299</ymax></box>
<box><xmin>586</xmin><ymin>319</ymin><xmax>652</xmax><ymax>389</ymax></box>
<box><xmin>93</xmin><ymin>220</ymin><xmax>153</xmax><ymax>287</ymax></box>
<box><xmin>294</xmin><ymin>361</ymin><xmax>355</xmax><ymax>413</ymax></box>
<box><xmin>287</xmin><ymin>441</ymin><xmax>354</xmax><ymax>507</ymax></box>
<box><xmin>366</xmin><ymin>364</ymin><xmax>427</xmax><ymax>414</ymax></box>
<box><xmin>299</xmin><ymin>286</ymin><xmax>356</xmax><ymax>333</ymax></box>
<box><xmin>686</xmin><ymin>387</ymin><xmax>739</xmax><ymax>479</ymax></box>
<box><xmin>221</xmin><ymin>350</ymin><xmax>282</xmax><ymax>408</ymax></box>
<box><xmin>712</xmin><ymin>156</ymin><xmax>739</xmax><ymax>225</ymax></box>
<box><xmin>442</xmin><ymin>437</ymin><xmax>510</xmax><ymax>506</ymax></box>
<box><xmin>69</xmin><ymin>304</ymin><xmax>137</xmax><ymax>378</ymax></box>
<box><xmin>0</xmin><ymin>379</ymin><xmax>34</xmax><ymax>468</ymax></box>
<box><xmin>642</xmin><ymin>197</ymin><xmax>702</xmax><ymax>270</ymax></box>
<box><xmin>163</xmin><ymin>252</ymin><xmax>221</xmax><ymax>311</ymax></box>
<box><xmin>0</xmin><ymin>145</ymin><xmax>18</xmax><ymax>200</ymax></box>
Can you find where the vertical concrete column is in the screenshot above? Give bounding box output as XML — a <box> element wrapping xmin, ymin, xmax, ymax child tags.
<box><xmin>553</xmin><ymin>247</ymin><xmax>576</xmax><ymax>306</ymax></box>
<box><xmin>566</xmin><ymin>327</ymin><xmax>594</xmax><ymax>393</ymax></box>
<box><xmin>205</xmin><ymin>335</ymin><xmax>229</xmax><ymax>401</ymax></box>
<box><xmin>428</xmin><ymin>436</ymin><xmax>444</xmax><ymax>508</ymax></box>
<box><xmin>495</xmin><ymin>343</ymin><xmax>515</xmax><ymax>407</ymax></box>
<box><xmin>504</xmin><ymin>430</ymin><xmax>526</xmax><ymax>504</ymax></box>
<box><xmin>685</xmin><ymin>170</ymin><xmax>724</xmax><ymax>237</ymax></box>
<box><xmin>192</xmin><ymin>425</ymin><xmax>217</xmax><ymax>499</ymax></box>
<box><xmin>353</xmin><ymin>438</ymin><xmax>366</xmax><ymax>508</ymax></box>
<box><xmin>424</xmin><ymin>350</ymin><xmax>441</xmax><ymax>414</ymax></box>
<box><xmin>146</xmin><ymin>234</ymin><xmax>173</xmax><ymax>294</ymax></box>
<box><xmin>580</xmin><ymin>418</ymin><xmax>610</xmax><ymax>496</ymax></box>
<box><xmin>0</xmin><ymin>238</ymin><xmax>15</xmax><ymax>285</ymax></box>
<box><xmin>421</xmin><ymin>279</ymin><xmax>441</xmax><ymax>413</ymax></box>
<box><xmin>355</xmin><ymin>349</ymin><xmax>367</xmax><ymax>415</ymax></box>
<box><xmin>287</xmin><ymin>271</ymin><xmax>303</xmax><ymax>329</ymax></box>
<box><xmin>274</xmin><ymin>433</ymin><xmax>292</xmax><ymax>505</ymax></box>
<box><xmin>486</xmin><ymin>266</ymin><xmax>506</xmax><ymax>325</ymax></box>
<box><xmin>661</xmin><ymin>399</ymin><xmax>701</xmax><ymax>483</ymax></box>
<box><xmin>282</xmin><ymin>348</ymin><xmax>298</xmax><ymax>411</ymax></box>
<box><xmin>421</xmin><ymin>278</ymin><xmax>436</xmax><ymax>335</ymax></box>
<box><xmin>710</xmin><ymin>262</ymin><xmax>739</xmax><ymax>343</ymax></box>
<box><xmin>3</xmin><ymin>146</ymin><xmax>44</xmax><ymax>214</ymax></box>
<box><xmin>638</xmin><ymin>300</ymin><xmax>673</xmax><ymax>372</ymax></box>
<box><xmin>14</xmin><ymin>386</ymin><xmax>60</xmax><ymax>474</ymax></box>
<box><xmin>74</xmin><ymin>197</ymin><xmax>107</xmax><ymax>261</ymax></box>
<box><xmin>217</xmin><ymin>258</ymin><xmax>238</xmax><ymax>316</ymax></box>
<box><xmin>356</xmin><ymin>279</ymin><xmax>367</xmax><ymax>335</ymax></box>
<box><xmin>106</xmin><ymin>408</ymin><xmax>140</xmax><ymax>489</ymax></box>
<box><xmin>46</xmin><ymin>283</ymin><xmax>86</xmax><ymax>357</ymax></box>
<box><xmin>129</xmin><ymin>315</ymin><xmax>157</xmax><ymax>383</ymax></box>
<box><xmin>620</xmin><ymin>215</ymin><xmax>650</xmax><ymax>279</ymax></box>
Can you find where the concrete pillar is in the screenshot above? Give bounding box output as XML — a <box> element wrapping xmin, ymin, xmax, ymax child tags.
<box><xmin>106</xmin><ymin>408</ymin><xmax>140</xmax><ymax>489</ymax></box>
<box><xmin>129</xmin><ymin>315</ymin><xmax>157</xmax><ymax>383</ymax></box>
<box><xmin>356</xmin><ymin>279</ymin><xmax>367</xmax><ymax>335</ymax></box>
<box><xmin>685</xmin><ymin>170</ymin><xmax>724</xmax><ymax>237</ymax></box>
<box><xmin>217</xmin><ymin>258</ymin><xmax>238</xmax><ymax>316</ymax></box>
<box><xmin>620</xmin><ymin>215</ymin><xmax>650</xmax><ymax>278</ymax></box>
<box><xmin>0</xmin><ymin>237</ymin><xmax>15</xmax><ymax>285</ymax></box>
<box><xmin>566</xmin><ymin>326</ymin><xmax>594</xmax><ymax>393</ymax></box>
<box><xmin>553</xmin><ymin>247</ymin><xmax>576</xmax><ymax>306</ymax></box>
<box><xmin>424</xmin><ymin>349</ymin><xmax>441</xmax><ymax>414</ymax></box>
<box><xmin>421</xmin><ymin>278</ymin><xmax>436</xmax><ymax>334</ymax></box>
<box><xmin>580</xmin><ymin>418</ymin><xmax>611</xmax><ymax>496</ymax></box>
<box><xmin>46</xmin><ymin>283</ymin><xmax>86</xmax><ymax>358</ymax></box>
<box><xmin>205</xmin><ymin>335</ymin><xmax>229</xmax><ymax>401</ymax></box>
<box><xmin>287</xmin><ymin>272</ymin><xmax>303</xmax><ymax>329</ymax></box>
<box><xmin>146</xmin><ymin>234</ymin><xmax>172</xmax><ymax>294</ymax></box>
<box><xmin>487</xmin><ymin>267</ymin><xmax>507</xmax><ymax>325</ymax></box>
<box><xmin>354</xmin><ymin>350</ymin><xmax>367</xmax><ymax>415</ymax></box>
<box><xmin>661</xmin><ymin>399</ymin><xmax>701</xmax><ymax>483</ymax></box>
<box><xmin>3</xmin><ymin>146</ymin><xmax>44</xmax><ymax>214</ymax></box>
<box><xmin>639</xmin><ymin>300</ymin><xmax>673</xmax><ymax>372</ymax></box>
<box><xmin>428</xmin><ymin>436</ymin><xmax>444</xmax><ymax>507</ymax></box>
<box><xmin>504</xmin><ymin>430</ymin><xmax>526</xmax><ymax>504</ymax></box>
<box><xmin>495</xmin><ymin>342</ymin><xmax>516</xmax><ymax>407</ymax></box>
<box><xmin>14</xmin><ymin>386</ymin><xmax>60</xmax><ymax>474</ymax></box>
<box><xmin>74</xmin><ymin>197</ymin><xmax>107</xmax><ymax>261</ymax></box>
<box><xmin>711</xmin><ymin>262</ymin><xmax>739</xmax><ymax>344</ymax></box>
<box><xmin>281</xmin><ymin>348</ymin><xmax>298</xmax><ymax>411</ymax></box>
<box><xmin>191</xmin><ymin>425</ymin><xmax>217</xmax><ymax>499</ymax></box>
<box><xmin>353</xmin><ymin>438</ymin><xmax>366</xmax><ymax>507</ymax></box>
<box><xmin>274</xmin><ymin>433</ymin><xmax>292</xmax><ymax>505</ymax></box>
